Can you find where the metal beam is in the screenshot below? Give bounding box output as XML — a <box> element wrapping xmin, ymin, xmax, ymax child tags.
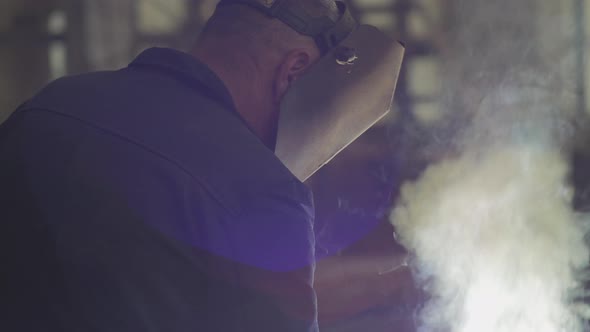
<box><xmin>575</xmin><ymin>0</ymin><xmax>587</xmax><ymax>114</ymax></box>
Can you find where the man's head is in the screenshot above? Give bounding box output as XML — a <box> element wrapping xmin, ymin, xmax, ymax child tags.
<box><xmin>192</xmin><ymin>0</ymin><xmax>340</xmax><ymax>149</ymax></box>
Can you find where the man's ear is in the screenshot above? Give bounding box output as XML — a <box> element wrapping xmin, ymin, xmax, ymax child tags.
<box><xmin>273</xmin><ymin>49</ymin><xmax>315</xmax><ymax>103</ymax></box>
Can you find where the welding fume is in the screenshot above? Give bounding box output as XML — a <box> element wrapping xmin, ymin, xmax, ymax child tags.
<box><xmin>389</xmin><ymin>0</ymin><xmax>590</xmax><ymax>331</ymax></box>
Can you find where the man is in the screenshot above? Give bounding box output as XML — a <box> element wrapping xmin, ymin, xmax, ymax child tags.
<box><xmin>2</xmin><ymin>1</ymin><xmax>342</xmax><ymax>331</ymax></box>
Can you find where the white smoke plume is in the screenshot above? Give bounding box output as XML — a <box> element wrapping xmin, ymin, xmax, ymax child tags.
<box><xmin>392</xmin><ymin>132</ymin><xmax>590</xmax><ymax>331</ymax></box>
<box><xmin>389</xmin><ymin>0</ymin><xmax>590</xmax><ymax>331</ymax></box>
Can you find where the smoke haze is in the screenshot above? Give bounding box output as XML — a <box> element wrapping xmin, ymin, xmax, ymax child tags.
<box><xmin>390</xmin><ymin>0</ymin><xmax>590</xmax><ymax>331</ymax></box>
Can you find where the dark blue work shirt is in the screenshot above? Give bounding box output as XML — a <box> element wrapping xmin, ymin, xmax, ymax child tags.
<box><xmin>1</xmin><ymin>48</ymin><xmax>318</xmax><ymax>331</ymax></box>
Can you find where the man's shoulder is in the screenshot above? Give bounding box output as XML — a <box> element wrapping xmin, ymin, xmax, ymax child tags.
<box><xmin>21</xmin><ymin>68</ymin><xmax>310</xmax><ymax>214</ymax></box>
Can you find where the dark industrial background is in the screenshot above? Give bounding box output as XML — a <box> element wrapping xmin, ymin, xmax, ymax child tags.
<box><xmin>1</xmin><ymin>1</ymin><xmax>589</xmax><ymax>331</ymax></box>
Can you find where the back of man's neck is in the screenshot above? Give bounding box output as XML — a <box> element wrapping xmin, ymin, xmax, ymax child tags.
<box><xmin>191</xmin><ymin>44</ymin><xmax>278</xmax><ymax>150</ymax></box>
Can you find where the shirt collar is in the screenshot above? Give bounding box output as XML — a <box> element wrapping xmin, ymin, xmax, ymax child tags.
<box><xmin>128</xmin><ymin>47</ymin><xmax>237</xmax><ymax>113</ymax></box>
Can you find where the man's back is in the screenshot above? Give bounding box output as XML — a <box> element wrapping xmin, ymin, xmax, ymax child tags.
<box><xmin>1</xmin><ymin>48</ymin><xmax>317</xmax><ymax>332</ymax></box>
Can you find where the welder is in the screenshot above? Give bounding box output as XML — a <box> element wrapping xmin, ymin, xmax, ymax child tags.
<box><xmin>1</xmin><ymin>0</ymin><xmax>403</xmax><ymax>331</ymax></box>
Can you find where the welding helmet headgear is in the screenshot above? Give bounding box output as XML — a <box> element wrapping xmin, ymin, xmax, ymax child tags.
<box><xmin>217</xmin><ymin>0</ymin><xmax>358</xmax><ymax>55</ymax></box>
<box><xmin>218</xmin><ymin>0</ymin><xmax>405</xmax><ymax>181</ymax></box>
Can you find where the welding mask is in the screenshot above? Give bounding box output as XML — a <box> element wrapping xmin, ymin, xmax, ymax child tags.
<box><xmin>218</xmin><ymin>0</ymin><xmax>405</xmax><ymax>181</ymax></box>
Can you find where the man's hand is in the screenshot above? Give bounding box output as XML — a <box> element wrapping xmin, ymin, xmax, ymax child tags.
<box><xmin>314</xmin><ymin>222</ymin><xmax>420</xmax><ymax>323</ymax></box>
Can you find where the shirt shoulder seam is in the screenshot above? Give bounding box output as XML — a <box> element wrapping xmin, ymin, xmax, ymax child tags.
<box><xmin>17</xmin><ymin>107</ymin><xmax>241</xmax><ymax>216</ymax></box>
